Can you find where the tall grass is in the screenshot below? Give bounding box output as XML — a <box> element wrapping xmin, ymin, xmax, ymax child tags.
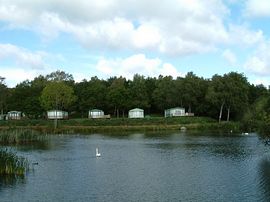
<box><xmin>0</xmin><ymin>149</ymin><xmax>29</xmax><ymax>176</ymax></box>
<box><xmin>0</xmin><ymin>129</ymin><xmax>46</xmax><ymax>145</ymax></box>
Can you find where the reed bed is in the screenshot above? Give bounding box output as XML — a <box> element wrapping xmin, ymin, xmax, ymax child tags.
<box><xmin>0</xmin><ymin>149</ymin><xmax>29</xmax><ymax>176</ymax></box>
<box><xmin>0</xmin><ymin>129</ymin><xmax>46</xmax><ymax>145</ymax></box>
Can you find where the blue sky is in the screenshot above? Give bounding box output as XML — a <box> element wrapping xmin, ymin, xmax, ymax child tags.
<box><xmin>0</xmin><ymin>0</ymin><xmax>270</xmax><ymax>87</ymax></box>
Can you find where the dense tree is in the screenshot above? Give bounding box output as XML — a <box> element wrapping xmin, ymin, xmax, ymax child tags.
<box><xmin>152</xmin><ymin>76</ymin><xmax>176</xmax><ymax>111</ymax></box>
<box><xmin>145</xmin><ymin>77</ymin><xmax>157</xmax><ymax>114</ymax></box>
<box><xmin>0</xmin><ymin>77</ymin><xmax>7</xmax><ymax>115</ymax></box>
<box><xmin>206</xmin><ymin>74</ymin><xmax>226</xmax><ymax>122</ymax></box>
<box><xmin>6</xmin><ymin>76</ymin><xmax>48</xmax><ymax>118</ymax></box>
<box><xmin>2</xmin><ymin>70</ymin><xmax>269</xmax><ymax>124</ymax></box>
<box><xmin>248</xmin><ymin>84</ymin><xmax>269</xmax><ymax>104</ymax></box>
<box><xmin>128</xmin><ymin>74</ymin><xmax>150</xmax><ymax>109</ymax></box>
<box><xmin>45</xmin><ymin>70</ymin><xmax>74</xmax><ymax>83</ymax></box>
<box><xmin>206</xmin><ymin>72</ymin><xmax>249</xmax><ymax>122</ymax></box>
<box><xmin>107</xmin><ymin>77</ymin><xmax>129</xmax><ymax>117</ymax></box>
<box><xmin>180</xmin><ymin>72</ymin><xmax>209</xmax><ymax>115</ymax></box>
<box><xmin>40</xmin><ymin>81</ymin><xmax>77</xmax><ymax>111</ymax></box>
<box><xmin>222</xmin><ymin>72</ymin><xmax>249</xmax><ymax>121</ymax></box>
<box><xmin>75</xmin><ymin>77</ymin><xmax>107</xmax><ymax>117</ymax></box>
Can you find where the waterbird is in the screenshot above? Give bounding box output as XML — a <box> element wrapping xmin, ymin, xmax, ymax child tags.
<box><xmin>96</xmin><ymin>148</ymin><xmax>101</xmax><ymax>157</ymax></box>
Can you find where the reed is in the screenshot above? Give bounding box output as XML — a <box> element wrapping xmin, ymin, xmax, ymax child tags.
<box><xmin>0</xmin><ymin>129</ymin><xmax>46</xmax><ymax>145</ymax></box>
<box><xmin>0</xmin><ymin>149</ymin><xmax>29</xmax><ymax>176</ymax></box>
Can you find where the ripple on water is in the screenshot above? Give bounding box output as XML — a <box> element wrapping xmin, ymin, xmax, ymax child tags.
<box><xmin>0</xmin><ymin>133</ymin><xmax>270</xmax><ymax>202</ymax></box>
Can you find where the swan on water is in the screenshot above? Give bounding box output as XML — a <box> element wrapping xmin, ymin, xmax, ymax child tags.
<box><xmin>96</xmin><ymin>148</ymin><xmax>101</xmax><ymax>157</ymax></box>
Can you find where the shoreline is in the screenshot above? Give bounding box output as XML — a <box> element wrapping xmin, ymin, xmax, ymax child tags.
<box><xmin>0</xmin><ymin>121</ymin><xmax>241</xmax><ymax>134</ymax></box>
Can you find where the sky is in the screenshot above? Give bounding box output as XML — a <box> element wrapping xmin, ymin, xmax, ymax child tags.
<box><xmin>0</xmin><ymin>0</ymin><xmax>270</xmax><ymax>87</ymax></box>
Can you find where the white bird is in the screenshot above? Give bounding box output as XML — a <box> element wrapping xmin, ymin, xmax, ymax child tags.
<box><xmin>96</xmin><ymin>148</ymin><xmax>101</xmax><ymax>157</ymax></box>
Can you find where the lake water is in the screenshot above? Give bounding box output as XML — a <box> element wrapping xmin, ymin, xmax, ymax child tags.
<box><xmin>1</xmin><ymin>131</ymin><xmax>270</xmax><ymax>202</ymax></box>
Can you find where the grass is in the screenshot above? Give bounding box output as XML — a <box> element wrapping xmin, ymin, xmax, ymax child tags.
<box><xmin>0</xmin><ymin>129</ymin><xmax>46</xmax><ymax>145</ymax></box>
<box><xmin>0</xmin><ymin>116</ymin><xmax>241</xmax><ymax>134</ymax></box>
<box><xmin>0</xmin><ymin>149</ymin><xmax>29</xmax><ymax>176</ymax></box>
<box><xmin>0</xmin><ymin>116</ymin><xmax>216</xmax><ymax>126</ymax></box>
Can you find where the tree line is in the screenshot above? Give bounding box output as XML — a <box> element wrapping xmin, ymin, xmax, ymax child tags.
<box><xmin>0</xmin><ymin>71</ymin><xmax>269</xmax><ymax>124</ymax></box>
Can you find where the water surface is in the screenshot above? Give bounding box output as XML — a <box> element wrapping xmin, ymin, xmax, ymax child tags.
<box><xmin>0</xmin><ymin>131</ymin><xmax>270</xmax><ymax>202</ymax></box>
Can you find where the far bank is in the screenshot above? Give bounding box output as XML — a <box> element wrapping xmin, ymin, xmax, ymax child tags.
<box><xmin>0</xmin><ymin>117</ymin><xmax>242</xmax><ymax>134</ymax></box>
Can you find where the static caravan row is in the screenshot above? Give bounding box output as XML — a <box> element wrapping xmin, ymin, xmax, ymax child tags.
<box><xmin>3</xmin><ymin>107</ymin><xmax>192</xmax><ymax>120</ymax></box>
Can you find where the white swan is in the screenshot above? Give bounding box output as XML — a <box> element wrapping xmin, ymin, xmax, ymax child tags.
<box><xmin>96</xmin><ymin>148</ymin><xmax>101</xmax><ymax>157</ymax></box>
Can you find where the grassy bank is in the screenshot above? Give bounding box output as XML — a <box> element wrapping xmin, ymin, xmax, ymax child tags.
<box><xmin>0</xmin><ymin>117</ymin><xmax>241</xmax><ymax>134</ymax></box>
<box><xmin>0</xmin><ymin>116</ymin><xmax>216</xmax><ymax>127</ymax></box>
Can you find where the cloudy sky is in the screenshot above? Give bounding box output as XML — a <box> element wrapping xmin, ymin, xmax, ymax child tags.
<box><xmin>0</xmin><ymin>0</ymin><xmax>270</xmax><ymax>87</ymax></box>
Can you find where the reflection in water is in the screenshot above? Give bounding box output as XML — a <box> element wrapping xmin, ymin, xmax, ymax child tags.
<box><xmin>0</xmin><ymin>175</ymin><xmax>25</xmax><ymax>190</ymax></box>
<box><xmin>0</xmin><ymin>132</ymin><xmax>269</xmax><ymax>202</ymax></box>
<box><xmin>16</xmin><ymin>140</ymin><xmax>52</xmax><ymax>151</ymax></box>
<box><xmin>145</xmin><ymin>134</ymin><xmax>255</xmax><ymax>160</ymax></box>
<box><xmin>259</xmin><ymin>158</ymin><xmax>270</xmax><ymax>201</ymax></box>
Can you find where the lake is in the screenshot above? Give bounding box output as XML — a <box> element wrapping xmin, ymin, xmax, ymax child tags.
<box><xmin>1</xmin><ymin>131</ymin><xmax>270</xmax><ymax>202</ymax></box>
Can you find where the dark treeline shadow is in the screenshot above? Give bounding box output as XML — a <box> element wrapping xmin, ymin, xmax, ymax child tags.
<box><xmin>258</xmin><ymin>158</ymin><xmax>270</xmax><ymax>201</ymax></box>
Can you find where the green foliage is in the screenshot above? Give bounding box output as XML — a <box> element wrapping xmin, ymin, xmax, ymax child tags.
<box><xmin>180</xmin><ymin>72</ymin><xmax>209</xmax><ymax>114</ymax></box>
<box><xmin>6</xmin><ymin>76</ymin><xmax>48</xmax><ymax>118</ymax></box>
<box><xmin>248</xmin><ymin>84</ymin><xmax>268</xmax><ymax>104</ymax></box>
<box><xmin>40</xmin><ymin>81</ymin><xmax>77</xmax><ymax>111</ymax></box>
<box><xmin>153</xmin><ymin>75</ymin><xmax>176</xmax><ymax>110</ymax></box>
<box><xmin>0</xmin><ymin>77</ymin><xmax>8</xmax><ymax>115</ymax></box>
<box><xmin>128</xmin><ymin>74</ymin><xmax>150</xmax><ymax>109</ymax></box>
<box><xmin>75</xmin><ymin>77</ymin><xmax>108</xmax><ymax>116</ymax></box>
<box><xmin>2</xmin><ymin>70</ymin><xmax>269</xmax><ymax>126</ymax></box>
<box><xmin>107</xmin><ymin>77</ymin><xmax>129</xmax><ymax>117</ymax></box>
<box><xmin>206</xmin><ymin>72</ymin><xmax>249</xmax><ymax>121</ymax></box>
<box><xmin>0</xmin><ymin>149</ymin><xmax>29</xmax><ymax>176</ymax></box>
<box><xmin>241</xmin><ymin>96</ymin><xmax>270</xmax><ymax>134</ymax></box>
<box><xmin>45</xmin><ymin>70</ymin><xmax>74</xmax><ymax>83</ymax></box>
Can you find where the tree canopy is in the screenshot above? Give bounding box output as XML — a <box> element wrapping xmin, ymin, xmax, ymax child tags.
<box><xmin>1</xmin><ymin>71</ymin><xmax>269</xmax><ymax>122</ymax></box>
<box><xmin>40</xmin><ymin>81</ymin><xmax>77</xmax><ymax>111</ymax></box>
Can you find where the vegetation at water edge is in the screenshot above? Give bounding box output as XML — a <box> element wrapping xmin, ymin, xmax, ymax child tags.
<box><xmin>0</xmin><ymin>149</ymin><xmax>29</xmax><ymax>176</ymax></box>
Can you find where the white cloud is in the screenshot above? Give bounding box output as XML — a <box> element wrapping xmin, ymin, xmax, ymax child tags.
<box><xmin>0</xmin><ymin>43</ymin><xmax>46</xmax><ymax>69</ymax></box>
<box><xmin>228</xmin><ymin>24</ymin><xmax>264</xmax><ymax>46</ymax></box>
<box><xmin>252</xmin><ymin>78</ymin><xmax>270</xmax><ymax>87</ymax></box>
<box><xmin>0</xmin><ymin>67</ymin><xmax>40</xmax><ymax>87</ymax></box>
<box><xmin>0</xmin><ymin>0</ymin><xmax>231</xmax><ymax>55</ymax></box>
<box><xmin>244</xmin><ymin>41</ymin><xmax>270</xmax><ymax>76</ymax></box>
<box><xmin>0</xmin><ymin>0</ymin><xmax>267</xmax><ymax>67</ymax></box>
<box><xmin>244</xmin><ymin>0</ymin><xmax>270</xmax><ymax>18</ymax></box>
<box><xmin>0</xmin><ymin>43</ymin><xmax>62</xmax><ymax>87</ymax></box>
<box><xmin>222</xmin><ymin>49</ymin><xmax>237</xmax><ymax>65</ymax></box>
<box><xmin>96</xmin><ymin>54</ymin><xmax>184</xmax><ymax>79</ymax></box>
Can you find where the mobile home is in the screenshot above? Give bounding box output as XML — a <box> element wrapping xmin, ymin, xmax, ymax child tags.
<box><xmin>164</xmin><ymin>107</ymin><xmax>185</xmax><ymax>117</ymax></box>
<box><xmin>128</xmin><ymin>108</ymin><xmax>144</xmax><ymax>118</ymax></box>
<box><xmin>6</xmin><ymin>111</ymin><xmax>23</xmax><ymax>120</ymax></box>
<box><xmin>89</xmin><ymin>109</ymin><xmax>104</xmax><ymax>118</ymax></box>
<box><xmin>47</xmin><ymin>110</ymin><xmax>68</xmax><ymax>119</ymax></box>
